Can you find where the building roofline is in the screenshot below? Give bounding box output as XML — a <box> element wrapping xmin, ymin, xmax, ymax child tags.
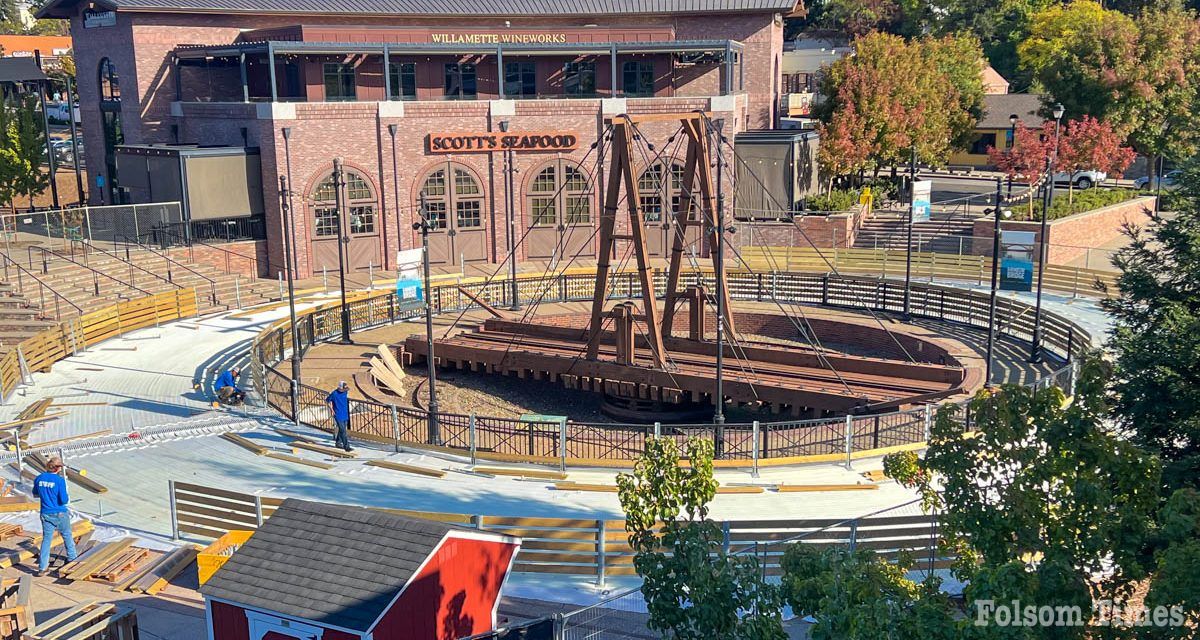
<box><xmin>39</xmin><ymin>0</ymin><xmax>799</xmax><ymax>20</ymax></box>
<box><xmin>173</xmin><ymin>38</ymin><xmax>743</xmax><ymax>58</ymax></box>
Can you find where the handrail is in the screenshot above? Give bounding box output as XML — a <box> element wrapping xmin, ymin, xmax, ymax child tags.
<box><xmin>142</xmin><ymin>227</ymin><xmax>259</xmax><ymax>277</ymax></box>
<box><xmin>0</xmin><ymin>253</ymin><xmax>83</xmax><ymax>321</ymax></box>
<box><xmin>116</xmin><ymin>234</ymin><xmax>219</xmax><ymax>305</ymax></box>
<box><xmin>26</xmin><ymin>245</ymin><xmax>150</xmax><ymax>300</ymax></box>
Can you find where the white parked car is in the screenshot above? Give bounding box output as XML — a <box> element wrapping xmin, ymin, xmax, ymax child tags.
<box><xmin>1133</xmin><ymin>170</ymin><xmax>1181</xmax><ymax>191</ymax></box>
<box><xmin>1052</xmin><ymin>170</ymin><xmax>1106</xmax><ymax>190</ymax></box>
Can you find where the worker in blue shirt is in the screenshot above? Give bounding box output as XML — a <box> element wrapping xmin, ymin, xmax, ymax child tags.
<box><xmin>213</xmin><ymin>367</ymin><xmax>244</xmax><ymax>405</ymax></box>
<box><xmin>33</xmin><ymin>456</ymin><xmax>77</xmax><ymax>576</ymax></box>
<box><xmin>326</xmin><ymin>381</ymin><xmax>352</xmax><ymax>452</ymax></box>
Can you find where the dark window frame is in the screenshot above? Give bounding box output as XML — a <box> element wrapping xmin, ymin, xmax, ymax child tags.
<box><xmin>388</xmin><ymin>61</ymin><xmax>417</xmax><ymax>100</ymax></box>
<box><xmin>622</xmin><ymin>60</ymin><xmax>655</xmax><ymax>97</ymax></box>
<box><xmin>504</xmin><ymin>61</ymin><xmax>537</xmax><ymax>98</ymax></box>
<box><xmin>444</xmin><ymin>63</ymin><xmax>478</xmax><ymax>100</ymax></box>
<box><xmin>322</xmin><ymin>62</ymin><xmax>357</xmax><ymax>102</ymax></box>
<box><xmin>563</xmin><ymin>60</ymin><xmax>596</xmax><ymax>97</ymax></box>
<box><xmin>98</xmin><ymin>58</ymin><xmax>120</xmax><ymax>102</ymax></box>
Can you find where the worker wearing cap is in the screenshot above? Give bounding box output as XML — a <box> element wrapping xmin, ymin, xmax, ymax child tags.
<box><xmin>214</xmin><ymin>367</ymin><xmax>242</xmax><ymax>405</ymax></box>
<box><xmin>325</xmin><ymin>381</ymin><xmax>352</xmax><ymax>452</ymax></box>
<box><xmin>33</xmin><ymin>456</ymin><xmax>77</xmax><ymax>576</ymax></box>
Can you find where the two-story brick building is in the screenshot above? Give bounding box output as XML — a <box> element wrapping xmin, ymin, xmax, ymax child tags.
<box><xmin>38</xmin><ymin>0</ymin><xmax>800</xmax><ymax>277</ymax></box>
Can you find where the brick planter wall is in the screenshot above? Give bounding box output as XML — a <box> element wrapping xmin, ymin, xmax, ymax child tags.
<box><xmin>733</xmin><ymin>204</ymin><xmax>865</xmax><ymax>253</ymax></box>
<box><xmin>971</xmin><ymin>195</ymin><xmax>1155</xmax><ymax>266</ymax></box>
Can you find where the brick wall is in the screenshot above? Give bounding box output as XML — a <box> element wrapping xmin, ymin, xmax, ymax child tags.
<box><xmin>180</xmin><ymin>239</ymin><xmax>268</xmax><ymax>278</ymax></box>
<box><xmin>733</xmin><ymin>205</ymin><xmax>864</xmax><ymax>252</ymax></box>
<box><xmin>971</xmin><ymin>196</ymin><xmax>1155</xmax><ymax>266</ymax></box>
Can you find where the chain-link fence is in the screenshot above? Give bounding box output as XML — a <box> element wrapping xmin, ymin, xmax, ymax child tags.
<box><xmin>0</xmin><ymin>202</ymin><xmax>184</xmax><ymax>255</ymax></box>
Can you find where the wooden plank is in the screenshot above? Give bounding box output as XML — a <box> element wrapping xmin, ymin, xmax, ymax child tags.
<box><xmin>264</xmin><ymin>452</ymin><xmax>334</xmax><ymax>470</ymax></box>
<box><xmin>64</xmin><ymin>539</ymin><xmax>135</xmax><ymax>580</ymax></box>
<box><xmin>90</xmin><ymin>548</ymin><xmax>148</xmax><ymax>582</ymax></box>
<box><xmin>366</xmin><ymin>459</ymin><xmax>445</xmax><ymax>478</ymax></box>
<box><xmin>0</xmin><ymin>412</ymin><xmax>68</xmax><ymax>433</ymax></box>
<box><xmin>26</xmin><ymin>601</ymin><xmax>99</xmax><ymax>637</ymax></box>
<box><xmin>144</xmin><ymin>547</ymin><xmax>198</xmax><ymax>595</ymax></box>
<box><xmin>774</xmin><ymin>484</ymin><xmax>880</xmax><ymax>492</ymax></box>
<box><xmin>473</xmin><ymin>467</ymin><xmax>567</xmax><ymax>480</ymax></box>
<box><xmin>27</xmin><ymin>430</ymin><xmax>113</xmax><ymax>450</ymax></box>
<box><xmin>289</xmin><ymin>440</ymin><xmax>357</xmax><ymax>459</ymax></box>
<box><xmin>554</xmin><ymin>482</ymin><xmax>764</xmax><ymax>494</ymax></box>
<box><xmin>220</xmin><ymin>433</ymin><xmax>268</xmax><ymax>456</ymax></box>
<box><xmin>480</xmin><ymin>516</ymin><xmax>597</xmax><ymax>528</ymax></box>
<box><xmin>0</xmin><ymin>498</ymin><xmax>36</xmax><ymax>513</ymax></box>
<box><xmin>272</xmin><ymin>428</ymin><xmax>315</xmax><ymax>443</ymax></box>
<box><xmin>29</xmin><ymin>603</ymin><xmax>116</xmax><ymax>640</ymax></box>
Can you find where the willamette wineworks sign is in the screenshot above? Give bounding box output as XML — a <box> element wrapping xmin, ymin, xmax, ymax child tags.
<box><xmin>427</xmin><ymin>132</ymin><xmax>579</xmax><ymax>154</ymax></box>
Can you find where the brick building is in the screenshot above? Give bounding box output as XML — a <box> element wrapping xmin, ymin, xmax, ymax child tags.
<box><xmin>38</xmin><ymin>0</ymin><xmax>801</xmax><ymax>277</ymax></box>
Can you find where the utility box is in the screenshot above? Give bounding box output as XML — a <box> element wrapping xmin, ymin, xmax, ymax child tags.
<box><xmin>734</xmin><ymin>130</ymin><xmax>819</xmax><ymax>220</ymax></box>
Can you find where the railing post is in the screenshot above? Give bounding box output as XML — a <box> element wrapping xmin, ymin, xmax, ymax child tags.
<box><xmin>923</xmin><ymin>404</ymin><xmax>933</xmax><ymax>441</ymax></box>
<box><xmin>391</xmin><ymin>405</ymin><xmax>401</xmax><ymax>453</ymax></box>
<box><xmin>254</xmin><ymin>495</ymin><xmax>264</xmax><ymax>528</ymax></box>
<box><xmin>653</xmin><ymin>421</ymin><xmax>661</xmax><ymax>440</ymax></box>
<box><xmin>290</xmin><ymin>378</ymin><xmax>300</xmax><ymax>425</ymax></box>
<box><xmin>848</xmin><ymin>520</ymin><xmax>858</xmax><ymax>553</ymax></box>
<box><xmin>15</xmin><ymin>345</ymin><xmax>31</xmax><ymax>385</ymax></box>
<box><xmin>595</xmin><ymin>519</ymin><xmax>607</xmax><ymax>587</ymax></box>
<box><xmin>168</xmin><ymin>479</ymin><xmax>179</xmax><ymax>541</ymax></box>
<box><xmin>234</xmin><ymin>275</ymin><xmax>242</xmax><ymax>309</ymax></box>
<box><xmin>559</xmin><ymin>417</ymin><xmax>567</xmax><ymax>473</ymax></box>
<box><xmin>844</xmin><ymin>415</ymin><xmax>853</xmax><ymax>469</ymax></box>
<box><xmin>751</xmin><ymin>420</ymin><xmax>760</xmax><ymax>478</ymax></box>
<box><xmin>469</xmin><ymin>412</ymin><xmax>477</xmax><ymax>465</ymax></box>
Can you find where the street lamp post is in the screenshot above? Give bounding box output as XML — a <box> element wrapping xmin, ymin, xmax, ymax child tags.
<box><xmin>279</xmin><ymin>175</ymin><xmax>302</xmax><ymax>423</ymax></box>
<box><xmin>1007</xmin><ymin>114</ymin><xmax>1019</xmax><ymax>199</ymax></box>
<box><xmin>282</xmin><ymin>127</ymin><xmax>297</xmax><ymax>274</ymax></box>
<box><xmin>414</xmin><ymin>192</ymin><xmax>440</xmax><ymax>445</ymax></box>
<box><xmin>903</xmin><ymin>144</ymin><xmax>916</xmax><ymax>319</ymax></box>
<box><xmin>64</xmin><ymin>75</ymin><xmax>84</xmax><ymax>205</ymax></box>
<box><xmin>332</xmin><ymin>158</ymin><xmax>353</xmax><ymax>344</ymax></box>
<box><xmin>985</xmin><ymin>177</ymin><xmax>1010</xmax><ymax>385</ymax></box>
<box><xmin>1031</xmin><ymin>102</ymin><xmax>1064</xmax><ymax>363</ymax></box>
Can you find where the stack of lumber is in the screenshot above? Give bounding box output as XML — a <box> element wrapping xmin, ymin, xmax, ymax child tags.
<box><xmin>368</xmin><ymin>344</ymin><xmax>407</xmax><ymax>396</ymax></box>
<box><xmin>0</xmin><ymin>519</ymin><xmax>93</xmax><ymax>569</ymax></box>
<box><xmin>0</xmin><ymin>575</ymin><xmax>31</xmax><ymax>640</ymax></box>
<box><xmin>61</xmin><ymin>538</ymin><xmax>150</xmax><ymax>584</ymax></box>
<box><xmin>25</xmin><ymin>601</ymin><xmax>138</xmax><ymax>640</ymax></box>
<box><xmin>0</xmin><ymin>399</ymin><xmax>67</xmax><ymax>446</ymax></box>
<box><xmin>118</xmin><ymin>545</ymin><xmax>200</xmax><ymax>595</ymax></box>
<box><xmin>23</xmin><ymin>452</ymin><xmax>106</xmax><ymax>494</ymax></box>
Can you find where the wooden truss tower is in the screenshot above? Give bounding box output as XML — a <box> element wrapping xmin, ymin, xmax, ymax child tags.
<box><xmin>585</xmin><ymin>113</ymin><xmax>735</xmax><ymax>370</ymax></box>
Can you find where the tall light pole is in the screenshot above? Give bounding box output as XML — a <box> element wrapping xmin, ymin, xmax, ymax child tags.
<box><xmin>332</xmin><ymin>158</ymin><xmax>353</xmax><ymax>344</ymax></box>
<box><xmin>34</xmin><ymin>51</ymin><xmax>59</xmax><ymax>210</ymax></box>
<box><xmin>985</xmin><ymin>177</ymin><xmax>1010</xmax><ymax>385</ymax></box>
<box><xmin>279</xmin><ymin>175</ymin><xmax>302</xmax><ymax>422</ymax></box>
<box><xmin>499</xmin><ymin>120</ymin><xmax>519</xmax><ymax>310</ymax></box>
<box><xmin>282</xmin><ymin>127</ymin><xmax>297</xmax><ymax>274</ymax></box>
<box><xmin>1031</xmin><ymin>102</ymin><xmax>1064</xmax><ymax>363</ymax></box>
<box><xmin>711</xmin><ymin>118</ymin><xmax>727</xmax><ymax>443</ymax></box>
<box><xmin>1007</xmin><ymin>114</ymin><xmax>1019</xmax><ymax>199</ymax></box>
<box><xmin>414</xmin><ymin>191</ymin><xmax>440</xmax><ymax>444</ymax></box>
<box><xmin>64</xmin><ymin>74</ymin><xmax>84</xmax><ymax>205</ymax></box>
<box><xmin>388</xmin><ymin>124</ymin><xmax>402</xmax><ymax>268</ymax></box>
<box><xmin>902</xmin><ymin>144</ymin><xmax>916</xmax><ymax>319</ymax></box>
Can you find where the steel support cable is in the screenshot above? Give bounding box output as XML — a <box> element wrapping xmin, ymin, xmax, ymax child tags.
<box><xmin>707</xmin><ymin>123</ymin><xmax>917</xmax><ymax>364</ymax></box>
<box><xmin>437</xmin><ymin>126</ymin><xmax>610</xmax><ymax>339</ymax></box>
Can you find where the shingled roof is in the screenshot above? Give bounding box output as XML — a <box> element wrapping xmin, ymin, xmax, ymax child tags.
<box><xmin>199</xmin><ymin>499</ymin><xmax>479</xmax><ymax>633</ymax></box>
<box><xmin>39</xmin><ymin>0</ymin><xmax>799</xmax><ymax>19</ymax></box>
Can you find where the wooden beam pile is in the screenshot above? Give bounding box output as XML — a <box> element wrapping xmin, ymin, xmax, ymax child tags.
<box><xmin>369</xmin><ymin>344</ymin><xmax>407</xmax><ymax>397</ymax></box>
<box><xmin>62</xmin><ymin>539</ymin><xmax>144</xmax><ymax>584</ymax></box>
<box><xmin>0</xmin><ymin>575</ymin><xmax>31</xmax><ymax>639</ymax></box>
<box><xmin>26</xmin><ymin>601</ymin><xmax>139</xmax><ymax>640</ymax></box>
<box><xmin>119</xmin><ymin>546</ymin><xmax>199</xmax><ymax>596</ymax></box>
<box><xmin>23</xmin><ymin>452</ymin><xmax>106</xmax><ymax>494</ymax></box>
<box><xmin>0</xmin><ymin>519</ymin><xmax>93</xmax><ymax>570</ymax></box>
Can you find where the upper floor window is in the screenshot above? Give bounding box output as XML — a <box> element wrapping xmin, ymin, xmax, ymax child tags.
<box><xmin>563</xmin><ymin>61</ymin><xmax>596</xmax><ymax>97</ymax></box>
<box><xmin>98</xmin><ymin>58</ymin><xmax>119</xmax><ymax>101</ymax></box>
<box><xmin>504</xmin><ymin>61</ymin><xmax>536</xmax><ymax>98</ymax></box>
<box><xmin>444</xmin><ymin>63</ymin><xmax>477</xmax><ymax>100</ymax></box>
<box><xmin>323</xmin><ymin>62</ymin><xmax>356</xmax><ymax>102</ymax></box>
<box><xmin>622</xmin><ymin>61</ymin><xmax>654</xmax><ymax>97</ymax></box>
<box><xmin>388</xmin><ymin>61</ymin><xmax>417</xmax><ymax>100</ymax></box>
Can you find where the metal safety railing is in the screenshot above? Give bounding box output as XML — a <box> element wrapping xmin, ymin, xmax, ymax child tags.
<box><xmin>0</xmin><ymin>253</ymin><xmax>82</xmax><ymax>321</ymax></box>
<box><xmin>250</xmin><ymin>269</ymin><xmax>1090</xmax><ymax>468</ymax></box>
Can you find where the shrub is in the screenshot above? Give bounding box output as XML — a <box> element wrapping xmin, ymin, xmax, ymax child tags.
<box><xmin>804</xmin><ymin>188</ymin><xmax>859</xmax><ymax>213</ymax></box>
<box><xmin>1026</xmin><ymin>187</ymin><xmax>1142</xmax><ymax>221</ymax></box>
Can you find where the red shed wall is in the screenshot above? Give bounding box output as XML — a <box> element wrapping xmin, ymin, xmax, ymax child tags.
<box><xmin>210</xmin><ymin>600</ymin><xmax>361</xmax><ymax>640</ymax></box>
<box><xmin>371</xmin><ymin>536</ymin><xmax>518</xmax><ymax>640</ymax></box>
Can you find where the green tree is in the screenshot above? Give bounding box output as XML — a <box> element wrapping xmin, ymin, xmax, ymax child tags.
<box><xmin>1103</xmin><ymin>157</ymin><xmax>1200</xmax><ymax>493</ymax></box>
<box><xmin>1019</xmin><ymin>1</ymin><xmax>1200</xmax><ymax>163</ymax></box>
<box><xmin>0</xmin><ymin>94</ymin><xmax>49</xmax><ymax>211</ymax></box>
<box><xmin>781</xmin><ymin>545</ymin><xmax>959</xmax><ymax>640</ymax></box>
<box><xmin>884</xmin><ymin>354</ymin><xmax>1162</xmax><ymax>637</ymax></box>
<box><xmin>1143</xmin><ymin>488</ymin><xmax>1200</xmax><ymax>636</ymax></box>
<box><xmin>616</xmin><ymin>438</ymin><xmax>784</xmax><ymax>640</ymax></box>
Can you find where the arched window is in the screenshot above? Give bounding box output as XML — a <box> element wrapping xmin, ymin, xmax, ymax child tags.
<box><xmin>311</xmin><ymin>170</ymin><xmax>376</xmax><ymax>237</ymax></box>
<box><xmin>420</xmin><ymin>165</ymin><xmax>483</xmax><ymax>230</ymax></box>
<box><xmin>98</xmin><ymin>58</ymin><xmax>119</xmax><ymax>101</ymax></box>
<box><xmin>527</xmin><ymin>162</ymin><xmax>592</xmax><ymax>227</ymax></box>
<box><xmin>637</xmin><ymin>161</ymin><xmax>685</xmax><ymax>222</ymax></box>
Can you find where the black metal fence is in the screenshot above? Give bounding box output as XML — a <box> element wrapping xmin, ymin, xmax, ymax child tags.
<box><xmin>251</xmin><ymin>270</ymin><xmax>1088</xmax><ymax>465</ymax></box>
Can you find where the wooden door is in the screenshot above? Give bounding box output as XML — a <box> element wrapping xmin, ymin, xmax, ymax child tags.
<box><xmin>309</xmin><ymin>170</ymin><xmax>384</xmax><ymax>274</ymax></box>
<box><xmin>524</xmin><ymin>160</ymin><xmax>596</xmax><ymax>262</ymax></box>
<box><xmin>419</xmin><ymin>163</ymin><xmax>489</xmax><ymax>267</ymax></box>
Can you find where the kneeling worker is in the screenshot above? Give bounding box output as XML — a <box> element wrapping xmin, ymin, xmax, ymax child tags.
<box><xmin>214</xmin><ymin>367</ymin><xmax>244</xmax><ymax>406</ymax></box>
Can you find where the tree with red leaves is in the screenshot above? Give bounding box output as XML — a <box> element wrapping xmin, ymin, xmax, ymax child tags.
<box><xmin>988</xmin><ymin>123</ymin><xmax>1052</xmax><ymax>218</ymax></box>
<box><xmin>1056</xmin><ymin>115</ymin><xmax>1136</xmax><ymax>204</ymax></box>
